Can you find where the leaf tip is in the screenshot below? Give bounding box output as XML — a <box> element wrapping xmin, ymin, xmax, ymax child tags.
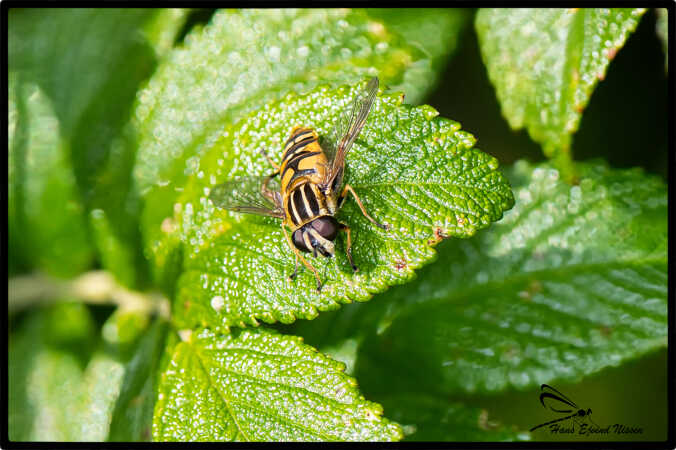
<box><xmin>419</xmin><ymin>104</ymin><xmax>439</xmax><ymax>120</ymax></box>
<box><xmin>248</xmin><ymin>314</ymin><xmax>260</xmax><ymax>327</ymax></box>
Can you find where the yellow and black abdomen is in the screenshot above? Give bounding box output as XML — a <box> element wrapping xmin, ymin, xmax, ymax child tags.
<box><xmin>285</xmin><ymin>182</ymin><xmax>325</xmax><ymax>228</ymax></box>
<box><xmin>280</xmin><ymin>126</ymin><xmax>330</xmax><ymax>228</ymax></box>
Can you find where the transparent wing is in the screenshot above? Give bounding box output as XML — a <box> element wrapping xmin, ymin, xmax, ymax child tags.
<box><xmin>321</xmin><ymin>102</ymin><xmax>350</xmax><ymax>165</ymax></box>
<box><xmin>208</xmin><ymin>175</ymin><xmax>284</xmax><ymax>218</ymax></box>
<box><xmin>323</xmin><ymin>77</ymin><xmax>379</xmax><ymax>188</ymax></box>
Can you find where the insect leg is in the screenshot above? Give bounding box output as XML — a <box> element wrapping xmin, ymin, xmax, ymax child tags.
<box><xmin>289</xmin><ymin>254</ymin><xmax>300</xmax><ymax>280</ymax></box>
<box><xmin>339</xmin><ymin>222</ymin><xmax>358</xmax><ymax>272</ymax></box>
<box><xmin>281</xmin><ymin>225</ymin><xmax>323</xmax><ymax>292</ymax></box>
<box><xmin>259</xmin><ymin>148</ymin><xmax>280</xmax><ymax>170</ymax></box>
<box><xmin>261</xmin><ymin>171</ymin><xmax>281</xmax><ymax>206</ymax></box>
<box><xmin>341</xmin><ymin>184</ymin><xmax>390</xmax><ymax>230</ymax></box>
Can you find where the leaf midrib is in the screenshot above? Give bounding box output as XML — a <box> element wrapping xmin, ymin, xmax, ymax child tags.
<box><xmin>189</xmin><ymin>341</ymin><xmax>249</xmax><ymax>441</ymax></box>
<box><xmin>399</xmin><ymin>257</ymin><xmax>667</xmax><ymax>323</ymax></box>
<box><xmin>352</xmin><ymin>179</ymin><xmax>510</xmax><ymax>192</ymax></box>
<box><xmin>189</xmin><ymin>340</ymin><xmax>339</xmax><ymax>442</ymax></box>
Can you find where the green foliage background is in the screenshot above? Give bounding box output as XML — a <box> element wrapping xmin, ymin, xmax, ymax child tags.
<box><xmin>8</xmin><ymin>7</ymin><xmax>668</xmax><ymax>442</ymax></box>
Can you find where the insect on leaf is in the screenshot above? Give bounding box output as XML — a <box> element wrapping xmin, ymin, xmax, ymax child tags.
<box><xmin>162</xmin><ymin>81</ymin><xmax>514</xmax><ymax>331</ymax></box>
<box><xmin>133</xmin><ymin>9</ymin><xmax>451</xmax><ymax>292</ymax></box>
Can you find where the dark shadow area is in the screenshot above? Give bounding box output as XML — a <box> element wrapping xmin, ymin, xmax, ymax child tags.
<box><xmin>467</xmin><ymin>349</ymin><xmax>668</xmax><ymax>441</ymax></box>
<box><xmin>424</xmin><ymin>9</ymin><xmax>668</xmax><ymax>180</ymax></box>
<box><xmin>573</xmin><ymin>9</ymin><xmax>668</xmax><ymax>178</ymax></box>
<box><xmin>423</xmin><ymin>10</ymin><xmax>545</xmax><ymax>167</ymax></box>
<box><xmin>175</xmin><ymin>8</ymin><xmax>217</xmax><ymax>44</ymax></box>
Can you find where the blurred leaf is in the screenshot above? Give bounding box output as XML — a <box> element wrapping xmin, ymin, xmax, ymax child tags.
<box><xmin>366</xmin><ymin>8</ymin><xmax>472</xmax><ymax>102</ymax></box>
<box><xmin>9</xmin><ymin>9</ymin><xmax>154</xmax><ymax>138</ymax></box>
<box><xmin>8</xmin><ymin>74</ymin><xmax>94</xmax><ymax>277</ymax></box>
<box><xmin>78</xmin><ymin>353</ymin><xmax>127</xmax><ymax>441</ymax></box>
<box><xmin>476</xmin><ymin>8</ymin><xmax>646</xmax><ymax>173</ymax></box>
<box><xmin>40</xmin><ymin>302</ymin><xmax>98</xmax><ymax>350</ymax></box>
<box><xmin>8</xmin><ymin>8</ymin><xmax>155</xmax><ymax>209</ymax></box>
<box><xmin>101</xmin><ymin>308</ymin><xmax>152</xmax><ymax>354</ymax></box>
<box><xmin>89</xmin><ymin>208</ymin><xmax>141</xmax><ymax>288</ymax></box>
<box><xmin>19</xmin><ymin>351</ymin><xmax>88</xmax><ymax>441</ymax></box>
<box><xmin>9</xmin><ymin>303</ymin><xmax>97</xmax><ymax>440</ymax></box>
<box><xmin>153</xmin><ymin>327</ymin><xmax>402</xmax><ymax>441</ymax></box>
<box><xmin>380</xmin><ymin>394</ymin><xmax>530</xmax><ymax>441</ymax></box>
<box><xmin>142</xmin><ymin>8</ymin><xmax>190</xmax><ymax>57</ymax></box>
<box><xmin>9</xmin><ymin>303</ymin><xmax>157</xmax><ymax>441</ymax></box>
<box><xmin>133</xmin><ymin>9</ymin><xmax>454</xmax><ymax>288</ymax></box>
<box><xmin>108</xmin><ymin>319</ymin><xmax>168</xmax><ymax>441</ymax></box>
<box><xmin>164</xmin><ymin>81</ymin><xmax>513</xmax><ymax>331</ymax></box>
<box><xmin>349</xmin><ymin>160</ymin><xmax>666</xmax><ymax>397</ymax></box>
<box><xmin>8</xmin><ymin>8</ymin><xmax>181</xmax><ymax>286</ymax></box>
<box><xmin>655</xmin><ymin>8</ymin><xmax>668</xmax><ymax>71</ymax></box>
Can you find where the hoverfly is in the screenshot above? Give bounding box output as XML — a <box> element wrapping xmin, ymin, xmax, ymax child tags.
<box><xmin>209</xmin><ymin>77</ymin><xmax>389</xmax><ymax>292</ymax></box>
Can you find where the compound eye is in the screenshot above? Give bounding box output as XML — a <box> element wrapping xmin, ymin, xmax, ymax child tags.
<box><xmin>311</xmin><ymin>216</ymin><xmax>339</xmax><ymax>241</ymax></box>
<box><xmin>292</xmin><ymin>229</ymin><xmax>310</xmax><ymax>252</ymax></box>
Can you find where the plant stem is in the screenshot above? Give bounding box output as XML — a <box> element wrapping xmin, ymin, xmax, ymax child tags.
<box><xmin>8</xmin><ymin>270</ymin><xmax>170</xmax><ymax>318</ymax></box>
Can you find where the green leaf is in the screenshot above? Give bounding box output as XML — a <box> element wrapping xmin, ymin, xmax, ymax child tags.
<box><xmin>16</xmin><ymin>350</ymin><xmax>88</xmax><ymax>441</ymax></box>
<box><xmin>167</xmin><ymin>81</ymin><xmax>513</xmax><ymax>331</ymax></box>
<box><xmin>380</xmin><ymin>394</ymin><xmax>530</xmax><ymax>441</ymax></box>
<box><xmin>152</xmin><ymin>327</ymin><xmax>402</xmax><ymax>441</ymax></box>
<box><xmin>101</xmin><ymin>308</ymin><xmax>152</xmax><ymax>356</ymax></box>
<box><xmin>349</xmin><ymin>160</ymin><xmax>666</xmax><ymax>397</ymax></box>
<box><xmin>365</xmin><ymin>8</ymin><xmax>472</xmax><ymax>103</ymax></box>
<box><xmin>476</xmin><ymin>8</ymin><xmax>646</xmax><ymax>171</ymax></box>
<box><xmin>9</xmin><ymin>9</ymin><xmax>154</xmax><ymax>137</ymax></box>
<box><xmin>284</xmin><ymin>160</ymin><xmax>666</xmax><ymax>439</ymax></box>
<box><xmin>133</xmin><ymin>9</ymin><xmax>449</xmax><ymax>286</ymax></box>
<box><xmin>8</xmin><ymin>74</ymin><xmax>94</xmax><ymax>277</ymax></box>
<box><xmin>78</xmin><ymin>353</ymin><xmax>127</xmax><ymax>441</ymax></box>
<box><xmin>141</xmin><ymin>8</ymin><xmax>190</xmax><ymax>57</ymax></box>
<box><xmin>9</xmin><ymin>303</ymin><xmax>159</xmax><ymax>441</ymax></box>
<box><xmin>8</xmin><ymin>8</ymin><xmax>156</xmax><ymax>206</ymax></box>
<box><xmin>108</xmin><ymin>319</ymin><xmax>169</xmax><ymax>441</ymax></box>
<box><xmin>89</xmin><ymin>208</ymin><xmax>143</xmax><ymax>288</ymax></box>
<box><xmin>8</xmin><ymin>8</ymin><xmax>177</xmax><ymax>286</ymax></box>
<box><xmin>655</xmin><ymin>8</ymin><xmax>668</xmax><ymax>71</ymax></box>
<box><xmin>135</xmin><ymin>8</ymin><xmax>427</xmax><ymax>194</ymax></box>
<box><xmin>9</xmin><ymin>303</ymin><xmax>97</xmax><ymax>440</ymax></box>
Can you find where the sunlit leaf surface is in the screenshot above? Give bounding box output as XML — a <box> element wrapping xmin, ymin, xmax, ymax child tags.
<box><xmin>153</xmin><ymin>328</ymin><xmax>402</xmax><ymax>441</ymax></box>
